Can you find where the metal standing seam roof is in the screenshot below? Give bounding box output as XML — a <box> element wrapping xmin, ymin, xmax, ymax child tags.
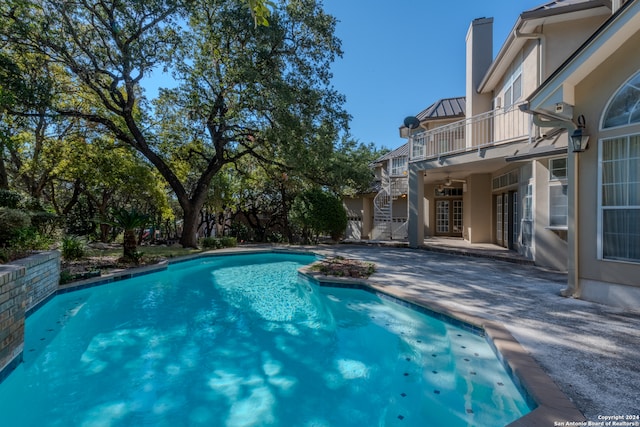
<box><xmin>522</xmin><ymin>0</ymin><xmax>608</xmax><ymax>16</ymax></box>
<box><xmin>415</xmin><ymin>97</ymin><xmax>466</xmax><ymax>121</ymax></box>
<box><xmin>371</xmin><ymin>142</ymin><xmax>409</xmax><ymax>164</ymax></box>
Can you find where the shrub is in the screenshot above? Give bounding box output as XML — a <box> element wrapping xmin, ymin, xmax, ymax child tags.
<box><xmin>62</xmin><ymin>235</ymin><xmax>86</xmax><ymax>260</ymax></box>
<box><xmin>220</xmin><ymin>236</ymin><xmax>237</xmax><ymax>248</ymax></box>
<box><xmin>201</xmin><ymin>236</ymin><xmax>237</xmax><ymax>249</ymax></box>
<box><xmin>0</xmin><ymin>189</ymin><xmax>22</xmax><ymax>209</ymax></box>
<box><xmin>30</xmin><ymin>211</ymin><xmax>63</xmax><ymax>238</ymax></box>
<box><xmin>10</xmin><ymin>228</ymin><xmax>52</xmax><ymax>251</ymax></box>
<box><xmin>201</xmin><ymin>237</ymin><xmax>222</xmax><ymax>249</ymax></box>
<box><xmin>0</xmin><ymin>207</ymin><xmax>31</xmax><ymax>244</ymax></box>
<box><xmin>291</xmin><ymin>189</ymin><xmax>348</xmax><ymax>243</ymax></box>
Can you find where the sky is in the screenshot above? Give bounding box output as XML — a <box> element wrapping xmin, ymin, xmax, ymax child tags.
<box><xmin>322</xmin><ymin>0</ymin><xmax>548</xmax><ymax>150</ymax></box>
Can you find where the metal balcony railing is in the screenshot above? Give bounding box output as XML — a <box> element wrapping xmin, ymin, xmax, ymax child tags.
<box><xmin>410</xmin><ymin>103</ymin><xmax>532</xmax><ymax>161</ymax></box>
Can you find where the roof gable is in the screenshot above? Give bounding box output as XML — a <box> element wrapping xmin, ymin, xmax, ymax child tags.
<box><xmin>416</xmin><ymin>97</ymin><xmax>466</xmax><ymax>121</ymax></box>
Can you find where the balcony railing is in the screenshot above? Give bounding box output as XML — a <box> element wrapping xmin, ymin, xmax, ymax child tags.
<box><xmin>410</xmin><ymin>103</ymin><xmax>532</xmax><ymax>161</ymax></box>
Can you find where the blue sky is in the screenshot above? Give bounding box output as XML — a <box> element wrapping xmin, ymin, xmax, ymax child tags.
<box><xmin>322</xmin><ymin>0</ymin><xmax>547</xmax><ymax>150</ymax></box>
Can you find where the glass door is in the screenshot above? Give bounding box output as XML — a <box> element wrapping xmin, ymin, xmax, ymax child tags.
<box><xmin>436</xmin><ymin>199</ymin><xmax>463</xmax><ymax>237</ymax></box>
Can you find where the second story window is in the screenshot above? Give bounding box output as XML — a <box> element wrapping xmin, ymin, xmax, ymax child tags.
<box><xmin>391</xmin><ymin>156</ymin><xmax>407</xmax><ymax>176</ymax></box>
<box><xmin>502</xmin><ymin>54</ymin><xmax>523</xmax><ymax>109</ymax></box>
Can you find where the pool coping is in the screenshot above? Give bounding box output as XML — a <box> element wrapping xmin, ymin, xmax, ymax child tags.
<box><xmin>34</xmin><ymin>248</ymin><xmax>585</xmax><ymax>425</ymax></box>
<box><xmin>298</xmin><ymin>266</ymin><xmax>587</xmax><ymax>427</ymax></box>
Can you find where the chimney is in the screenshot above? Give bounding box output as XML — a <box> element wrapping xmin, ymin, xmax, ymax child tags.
<box><xmin>466</xmin><ymin>17</ymin><xmax>494</xmax><ymax>119</ymax></box>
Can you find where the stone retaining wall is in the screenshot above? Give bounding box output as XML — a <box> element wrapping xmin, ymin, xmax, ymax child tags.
<box><xmin>0</xmin><ymin>251</ymin><xmax>60</xmax><ymax>381</ymax></box>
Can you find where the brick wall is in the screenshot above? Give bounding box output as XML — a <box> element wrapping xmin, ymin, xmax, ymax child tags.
<box><xmin>18</xmin><ymin>251</ymin><xmax>61</xmax><ymax>313</ymax></box>
<box><xmin>0</xmin><ymin>251</ymin><xmax>60</xmax><ymax>380</ymax></box>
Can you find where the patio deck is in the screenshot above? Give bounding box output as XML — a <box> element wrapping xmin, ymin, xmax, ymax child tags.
<box><xmin>344</xmin><ymin>236</ymin><xmax>536</xmax><ymax>266</ymax></box>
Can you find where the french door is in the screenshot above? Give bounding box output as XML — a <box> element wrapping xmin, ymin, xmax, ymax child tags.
<box><xmin>435</xmin><ymin>199</ymin><xmax>463</xmax><ymax>237</ymax></box>
<box><xmin>495</xmin><ymin>191</ymin><xmax>518</xmax><ymax>249</ymax></box>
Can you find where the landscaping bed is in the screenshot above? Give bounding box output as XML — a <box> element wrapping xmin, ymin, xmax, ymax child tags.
<box><xmin>310</xmin><ymin>256</ymin><xmax>376</xmax><ymax>279</ymax></box>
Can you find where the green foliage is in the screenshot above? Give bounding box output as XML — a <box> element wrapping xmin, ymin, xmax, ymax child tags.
<box><xmin>0</xmin><ymin>190</ymin><xmax>22</xmax><ymax>208</ymax></box>
<box><xmin>10</xmin><ymin>227</ymin><xmax>52</xmax><ymax>251</ymax></box>
<box><xmin>111</xmin><ymin>208</ymin><xmax>149</xmax><ymax>231</ymax></box>
<box><xmin>201</xmin><ymin>236</ymin><xmax>238</xmax><ymax>249</ymax></box>
<box><xmin>61</xmin><ymin>235</ymin><xmax>86</xmax><ymax>260</ymax></box>
<box><xmin>0</xmin><ymin>207</ymin><xmax>31</xmax><ymax>244</ymax></box>
<box><xmin>291</xmin><ymin>188</ymin><xmax>348</xmax><ymax>243</ymax></box>
<box><xmin>201</xmin><ymin>237</ymin><xmax>222</xmax><ymax>249</ymax></box>
<box><xmin>110</xmin><ymin>208</ymin><xmax>149</xmax><ymax>262</ymax></box>
<box><xmin>325</xmin><ymin>140</ymin><xmax>389</xmax><ymax>196</ymax></box>
<box><xmin>129</xmin><ymin>250</ymin><xmax>145</xmax><ymax>265</ymax></box>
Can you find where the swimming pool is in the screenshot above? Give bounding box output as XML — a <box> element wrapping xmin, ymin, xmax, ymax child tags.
<box><xmin>0</xmin><ymin>252</ymin><xmax>531</xmax><ymax>426</ymax></box>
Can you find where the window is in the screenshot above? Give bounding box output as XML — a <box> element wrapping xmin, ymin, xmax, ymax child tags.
<box><xmin>492</xmin><ymin>170</ymin><xmax>519</xmax><ymax>190</ymax></box>
<box><xmin>412</xmin><ymin>135</ymin><xmax>425</xmax><ymax>159</ymax></box>
<box><xmin>501</xmin><ymin>54</ymin><xmax>523</xmax><ymax>109</ymax></box>
<box><xmin>391</xmin><ymin>156</ymin><xmax>407</xmax><ymax>176</ymax></box>
<box><xmin>602</xmin><ymin>71</ymin><xmax>640</xmax><ymax>128</ymax></box>
<box><xmin>550</xmin><ymin>157</ymin><xmax>567</xmax><ymax>180</ymax></box>
<box><xmin>600</xmin><ymin>135</ymin><xmax>640</xmax><ymax>262</ymax></box>
<box><xmin>549</xmin><ymin>157</ymin><xmax>568</xmax><ymax>227</ymax></box>
<box><xmin>434</xmin><ymin>187</ymin><xmax>463</xmax><ymax>197</ymax></box>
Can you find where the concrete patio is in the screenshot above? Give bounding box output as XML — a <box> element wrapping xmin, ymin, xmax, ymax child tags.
<box><xmin>312</xmin><ymin>244</ymin><xmax>640</xmax><ymax>423</ymax></box>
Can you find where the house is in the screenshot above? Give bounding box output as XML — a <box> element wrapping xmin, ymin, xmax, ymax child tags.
<box><xmin>522</xmin><ymin>0</ymin><xmax>640</xmax><ymax>307</ymax></box>
<box><xmin>403</xmin><ymin>0</ymin><xmax>615</xmax><ymax>273</ymax></box>
<box><xmin>346</xmin><ymin>0</ymin><xmax>640</xmax><ymax>307</ymax></box>
<box><xmin>343</xmin><ymin>97</ymin><xmax>465</xmax><ymax>241</ymax></box>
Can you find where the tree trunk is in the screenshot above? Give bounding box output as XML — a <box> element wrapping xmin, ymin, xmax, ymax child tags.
<box><xmin>180</xmin><ymin>204</ymin><xmax>201</xmax><ymax>248</ymax></box>
<box><xmin>123</xmin><ymin>229</ymin><xmax>137</xmax><ymax>260</ymax></box>
<box><xmin>0</xmin><ymin>145</ymin><xmax>9</xmax><ymax>190</ymax></box>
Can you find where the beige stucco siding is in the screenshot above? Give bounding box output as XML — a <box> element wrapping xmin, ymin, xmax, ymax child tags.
<box><xmin>573</xmin><ymin>28</ymin><xmax>640</xmax><ymax>290</ymax></box>
<box><xmin>533</xmin><ymin>159</ymin><xmax>569</xmax><ymax>271</ymax></box>
<box><xmin>542</xmin><ymin>16</ymin><xmax>610</xmax><ymax>79</ymax></box>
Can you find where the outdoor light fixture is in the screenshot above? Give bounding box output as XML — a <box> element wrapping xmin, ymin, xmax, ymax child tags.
<box><xmin>571</xmin><ymin>115</ymin><xmax>590</xmax><ymax>153</ymax></box>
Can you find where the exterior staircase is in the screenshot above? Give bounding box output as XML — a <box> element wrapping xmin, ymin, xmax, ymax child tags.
<box><xmin>373</xmin><ymin>168</ymin><xmax>408</xmax><ymax>240</ymax></box>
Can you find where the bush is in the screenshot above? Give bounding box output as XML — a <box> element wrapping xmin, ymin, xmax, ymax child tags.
<box><xmin>10</xmin><ymin>228</ymin><xmax>52</xmax><ymax>251</ymax></box>
<box><xmin>291</xmin><ymin>189</ymin><xmax>348</xmax><ymax>243</ymax></box>
<box><xmin>220</xmin><ymin>236</ymin><xmax>237</xmax><ymax>248</ymax></box>
<box><xmin>201</xmin><ymin>236</ymin><xmax>237</xmax><ymax>249</ymax></box>
<box><xmin>201</xmin><ymin>237</ymin><xmax>222</xmax><ymax>249</ymax></box>
<box><xmin>62</xmin><ymin>235</ymin><xmax>86</xmax><ymax>260</ymax></box>
<box><xmin>0</xmin><ymin>207</ymin><xmax>31</xmax><ymax>244</ymax></box>
<box><xmin>0</xmin><ymin>190</ymin><xmax>22</xmax><ymax>209</ymax></box>
<box><xmin>30</xmin><ymin>211</ymin><xmax>63</xmax><ymax>237</ymax></box>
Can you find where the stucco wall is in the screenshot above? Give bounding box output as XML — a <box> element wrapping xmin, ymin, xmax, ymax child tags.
<box><xmin>464</xmin><ymin>173</ymin><xmax>492</xmax><ymax>243</ymax></box>
<box><xmin>542</xmin><ymin>15</ymin><xmax>610</xmax><ymax>79</ymax></box>
<box><xmin>533</xmin><ymin>160</ymin><xmax>568</xmax><ymax>271</ymax></box>
<box><xmin>572</xmin><ymin>27</ymin><xmax>640</xmax><ymax>305</ymax></box>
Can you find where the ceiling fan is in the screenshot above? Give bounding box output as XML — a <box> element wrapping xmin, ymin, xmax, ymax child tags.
<box><xmin>437</xmin><ymin>176</ymin><xmax>467</xmax><ymax>192</ymax></box>
<box><xmin>443</xmin><ymin>176</ymin><xmax>466</xmax><ymax>186</ymax></box>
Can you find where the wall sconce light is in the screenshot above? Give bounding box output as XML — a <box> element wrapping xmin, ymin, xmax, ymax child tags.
<box><xmin>571</xmin><ymin>115</ymin><xmax>590</xmax><ymax>153</ymax></box>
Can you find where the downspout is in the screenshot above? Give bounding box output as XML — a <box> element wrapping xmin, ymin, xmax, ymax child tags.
<box><xmin>514</xmin><ymin>28</ymin><xmax>545</xmax><ymax>87</ymax></box>
<box><xmin>529</xmin><ymin>112</ymin><xmax>581</xmax><ymax>299</ymax></box>
<box><xmin>515</xmin><ymin>28</ymin><xmax>545</xmax><ymax>141</ymax></box>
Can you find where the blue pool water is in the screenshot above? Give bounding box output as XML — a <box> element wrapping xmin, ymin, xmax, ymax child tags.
<box><xmin>0</xmin><ymin>252</ymin><xmax>531</xmax><ymax>426</ymax></box>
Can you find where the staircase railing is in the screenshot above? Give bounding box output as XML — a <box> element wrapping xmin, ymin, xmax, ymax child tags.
<box><xmin>373</xmin><ymin>168</ymin><xmax>392</xmax><ymax>240</ymax></box>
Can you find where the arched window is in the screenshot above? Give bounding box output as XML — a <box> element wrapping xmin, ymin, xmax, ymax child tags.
<box><xmin>602</xmin><ymin>70</ymin><xmax>640</xmax><ymax>129</ymax></box>
<box><xmin>599</xmin><ymin>70</ymin><xmax>640</xmax><ymax>262</ymax></box>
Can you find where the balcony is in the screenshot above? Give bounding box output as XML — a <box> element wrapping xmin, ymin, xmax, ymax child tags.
<box><xmin>410</xmin><ymin>103</ymin><xmax>532</xmax><ymax>161</ymax></box>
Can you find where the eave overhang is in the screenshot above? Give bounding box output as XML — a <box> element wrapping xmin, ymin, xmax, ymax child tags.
<box><xmin>527</xmin><ymin>0</ymin><xmax>640</xmax><ymax>115</ymax></box>
<box><xmin>478</xmin><ymin>1</ymin><xmax>612</xmax><ymax>94</ymax></box>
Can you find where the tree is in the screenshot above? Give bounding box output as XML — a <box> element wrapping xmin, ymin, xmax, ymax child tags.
<box><xmin>291</xmin><ymin>187</ymin><xmax>347</xmax><ymax>243</ymax></box>
<box><xmin>1</xmin><ymin>0</ymin><xmax>347</xmax><ymax>248</ymax></box>
<box><xmin>111</xmin><ymin>208</ymin><xmax>149</xmax><ymax>262</ymax></box>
